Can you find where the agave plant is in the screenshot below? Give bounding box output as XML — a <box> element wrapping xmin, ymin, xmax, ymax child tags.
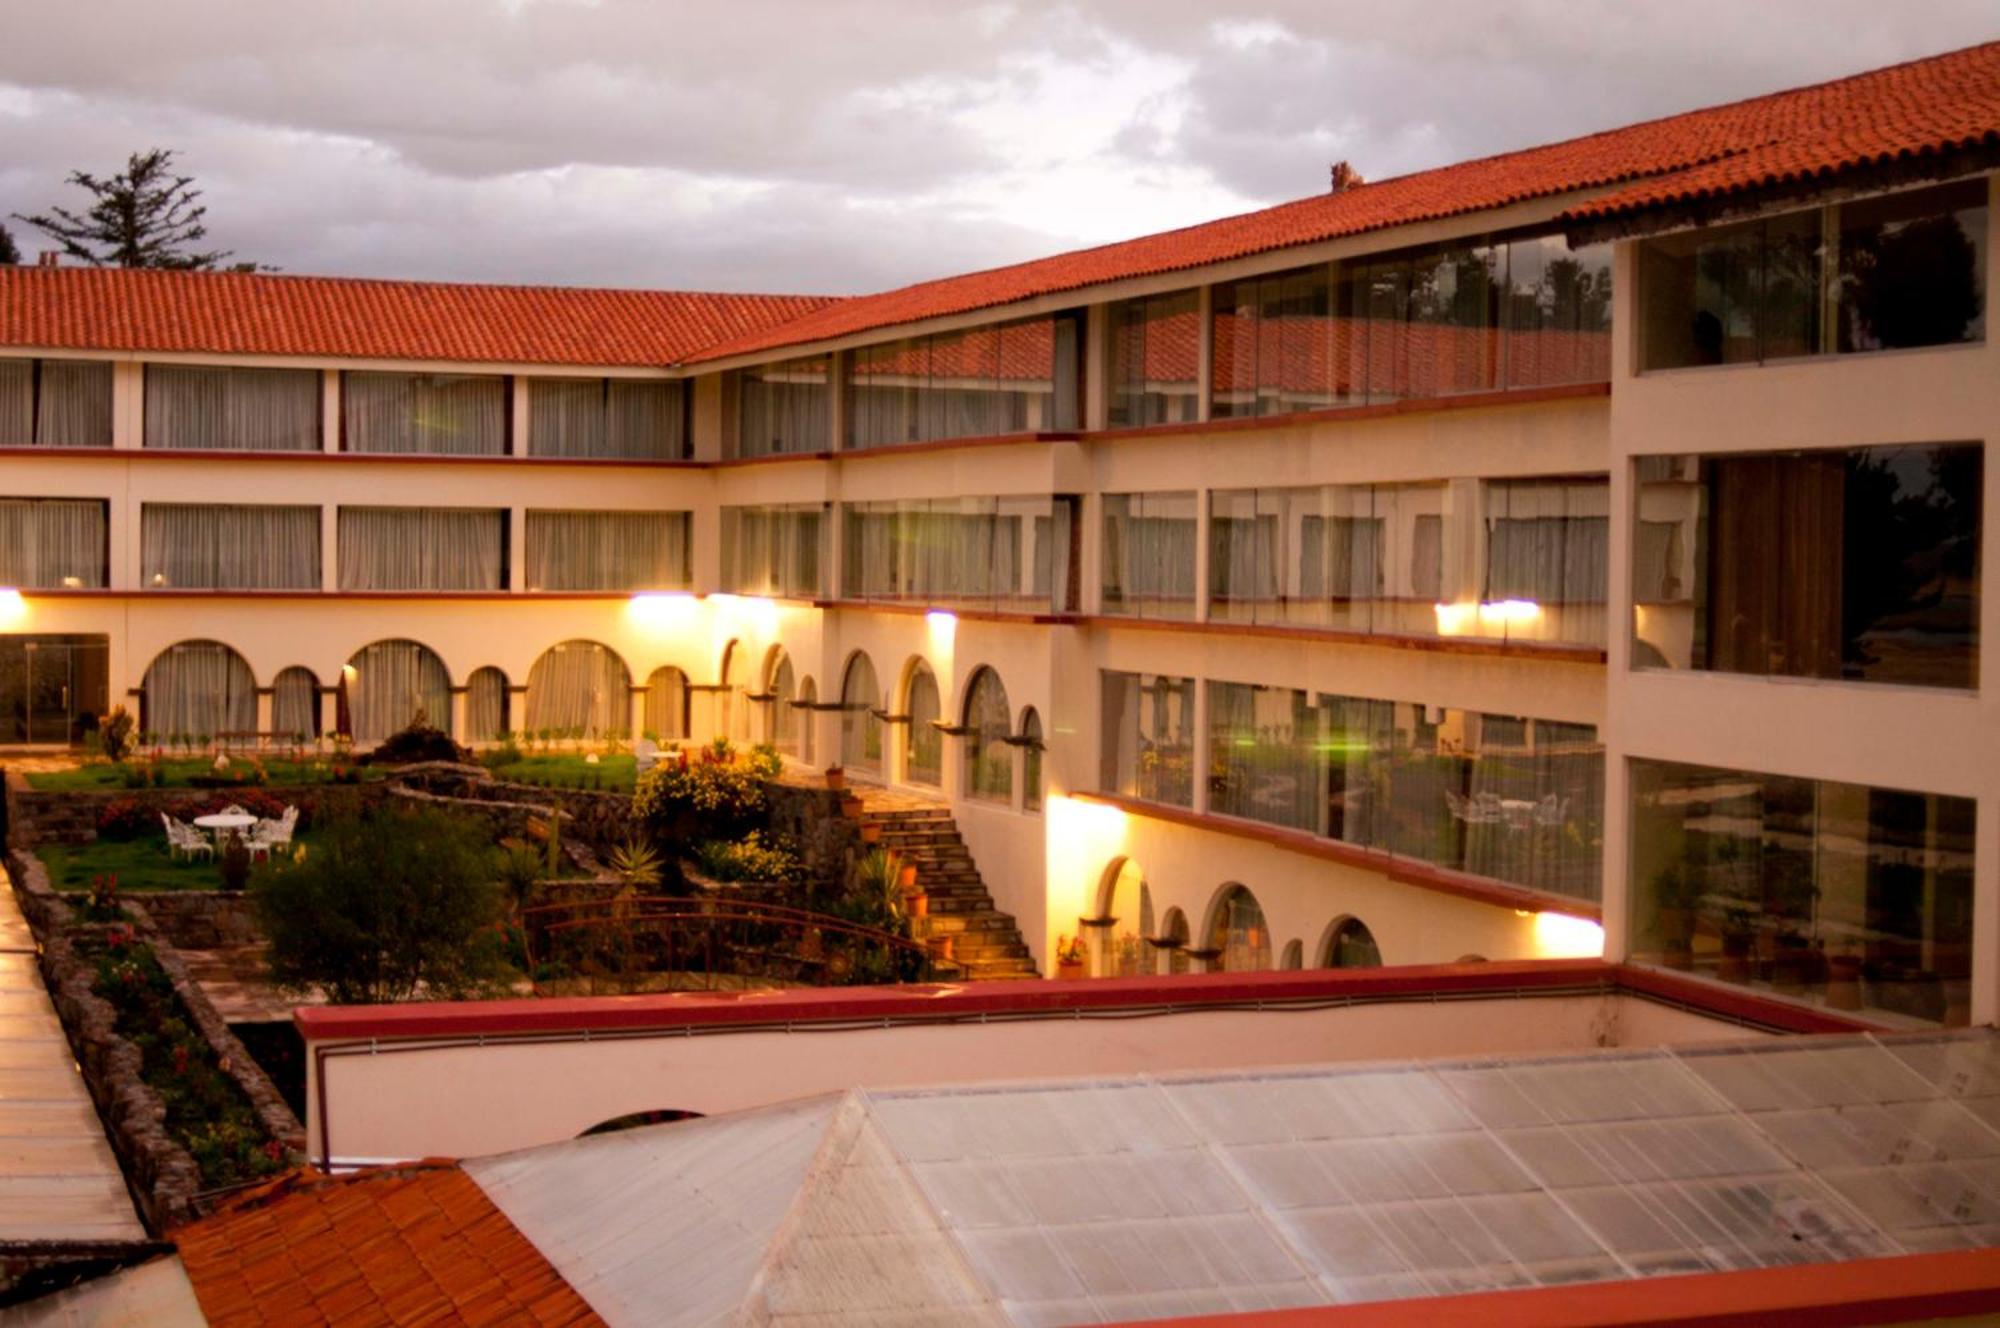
<box><xmin>850</xmin><ymin>848</ymin><xmax>903</xmax><ymax>926</ymax></box>
<box><xmin>607</xmin><ymin>836</ymin><xmax>664</xmax><ymax>891</ymax></box>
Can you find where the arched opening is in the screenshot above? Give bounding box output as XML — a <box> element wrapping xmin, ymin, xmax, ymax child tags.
<box><xmin>1019</xmin><ymin>706</ymin><xmax>1044</xmax><ymax>813</ymax></box>
<box><xmin>271</xmin><ymin>666</ymin><xmax>320</xmax><ymax>746</ymax></box>
<box><xmin>765</xmin><ymin>648</ymin><xmax>796</xmax><ymax>752</ymax></box>
<box><xmin>839</xmin><ymin>653</ymin><xmax>881</xmax><ymax>775</ymax></box>
<box><xmin>903</xmin><ymin>659</ymin><xmax>941</xmax><ymax>786</ymax></box>
<box><xmin>141</xmin><ymin>640</ymin><xmax>256</xmax><ymax>742</ymax></box>
<box><xmin>717</xmin><ymin>639</ymin><xmax>742</xmax><ymax>743</ymax></box>
<box><xmin>465</xmin><ymin>666</ymin><xmax>509</xmax><ymax>743</ymax></box>
<box><xmin>526</xmin><ymin>640</ymin><xmax>631</xmax><ymax>739</ymax></box>
<box><xmin>793</xmin><ymin>677</ymin><xmax>817</xmax><ymax>764</ymax></box>
<box><xmin>962</xmin><ymin>666</ymin><xmax>1011</xmax><ymax>803</ymax></box>
<box><xmin>1322</xmin><ymin>917</ymin><xmax>1383</xmax><ymax>969</ymax></box>
<box><xmin>341</xmin><ymin>640</ymin><xmax>450</xmax><ymax>744</ymax></box>
<box><xmin>1161</xmin><ymin>907</ymin><xmax>1191</xmax><ymax>976</ymax></box>
<box><xmin>643</xmin><ymin>666</ymin><xmax>689</xmax><ymax>742</ymax></box>
<box><xmin>1206</xmin><ymin>883</ymin><xmax>1272</xmax><ymax>972</ymax></box>
<box><xmin>1280</xmin><ymin>939</ymin><xmax>1304</xmax><ymax>970</ymax></box>
<box><xmin>1094</xmin><ymin>858</ymin><xmax>1155</xmax><ymax>977</ymax></box>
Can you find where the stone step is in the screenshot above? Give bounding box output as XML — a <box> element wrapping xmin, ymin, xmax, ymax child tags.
<box><xmin>920</xmin><ymin>913</ymin><xmax>1016</xmax><ymax>934</ymax></box>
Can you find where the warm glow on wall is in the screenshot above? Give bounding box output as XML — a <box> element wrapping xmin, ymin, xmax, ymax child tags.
<box><xmin>925</xmin><ymin>609</ymin><xmax>957</xmax><ymax>657</ymax></box>
<box><xmin>709</xmin><ymin>592</ymin><xmax>780</xmax><ymax>639</ymax></box>
<box><xmin>0</xmin><ymin>589</ymin><xmax>24</xmax><ymax>628</ymax></box>
<box><xmin>1434</xmin><ymin>599</ymin><xmax>1544</xmax><ymax>636</ymax></box>
<box><xmin>628</xmin><ymin>592</ymin><xmax>701</xmax><ymax>632</ymax></box>
<box><xmin>1532</xmin><ymin>911</ymin><xmax>1604</xmax><ymax>959</ymax></box>
<box><xmin>1044</xmin><ymin>795</ymin><xmax>1128</xmax><ymax>954</ymax></box>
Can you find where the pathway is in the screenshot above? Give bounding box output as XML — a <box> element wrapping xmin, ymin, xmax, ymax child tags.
<box><xmin>0</xmin><ymin>879</ymin><xmax>146</xmax><ymax>1242</ymax></box>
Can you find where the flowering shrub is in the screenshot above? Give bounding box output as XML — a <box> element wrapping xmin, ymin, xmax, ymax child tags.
<box><xmin>95</xmin><ymin>789</ymin><xmax>329</xmax><ymax>842</ymax></box>
<box><xmin>632</xmin><ymin>748</ymin><xmax>767</xmax><ymax>842</ymax></box>
<box><xmin>694</xmin><ymin>831</ymin><xmax>802</xmax><ymax>884</ymax></box>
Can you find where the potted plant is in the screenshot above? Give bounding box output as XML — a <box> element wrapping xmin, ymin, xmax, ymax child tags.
<box><xmin>1054</xmin><ymin>934</ymin><xmax>1086</xmax><ymax>980</ymax></box>
<box><xmin>823</xmin><ymin>765</ymin><xmax>846</xmax><ymax>791</ymax></box>
<box><xmin>859</xmin><ymin>820</ymin><xmax>882</xmax><ymax>845</ymax></box>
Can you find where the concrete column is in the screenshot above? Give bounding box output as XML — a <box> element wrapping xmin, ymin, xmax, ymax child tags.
<box><xmin>628</xmin><ymin>685</ymin><xmax>647</xmax><ymax>747</ymax></box>
<box><xmin>827</xmin><ymin>351</ymin><xmax>848</xmax><ymax>452</ymax></box>
<box><xmin>321</xmin><ymin>370</ymin><xmax>341</xmax><ymax>452</ymax></box>
<box><xmin>1077</xmin><ymin>492</ymin><xmax>1103</xmax><ymax>616</ymax></box>
<box><xmin>111</xmin><ymin>360</ymin><xmax>142</xmax><ymax>449</ymax></box>
<box><xmin>449</xmin><ymin>688</ymin><xmax>469</xmax><ymax>742</ymax></box>
<box><xmin>1083</xmin><ymin>304</ymin><xmax>1109</xmax><ymax>431</ymax></box>
<box><xmin>1195</xmin><ymin>284</ymin><xmax>1214</xmax><ymax>424</ymax></box>
<box><xmin>1192</xmin><ymin>487</ymin><xmax>1212</xmax><ymax>622</ymax></box>
<box><xmin>510</xmin><ymin>375</ymin><xmax>530</xmax><ymax>457</ymax></box>
<box><xmin>508</xmin><ymin>508</ymin><xmax>526</xmax><ymax>592</ymax></box>
<box><xmin>255</xmin><ymin>689</ymin><xmax>275</xmax><ymax>734</ymax></box>
<box><xmin>1190</xmin><ymin>676</ymin><xmax>1210</xmax><ymax>817</ymax></box>
<box><xmin>321</xmin><ymin>507</ymin><xmax>338</xmax><ymax>592</ymax></box>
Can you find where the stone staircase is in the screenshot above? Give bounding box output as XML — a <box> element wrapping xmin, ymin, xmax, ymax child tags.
<box><xmin>848</xmin><ymin>788</ymin><xmax>1040</xmax><ymax>981</ymax></box>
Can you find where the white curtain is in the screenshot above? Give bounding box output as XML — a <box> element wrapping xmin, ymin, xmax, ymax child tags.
<box><xmin>145</xmin><ymin>366</ymin><xmax>319</xmax><ymax>451</ymax></box>
<box><xmin>272</xmin><ymin>666</ymin><xmax>320</xmax><ymax>743</ymax></box>
<box><xmin>345</xmin><ymin>640</ymin><xmax>451</xmax><ymax>743</ymax></box>
<box><xmin>143</xmin><ymin>641</ymin><xmax>256</xmax><ymax>739</ymax></box>
<box><xmin>643</xmin><ymin>666</ymin><xmax>687</xmax><ymax>741</ymax></box>
<box><xmin>465</xmin><ymin>667</ymin><xmax>509</xmax><ymax>742</ymax></box>
<box><xmin>963</xmin><ymin>668</ymin><xmax>1012</xmax><ymax>802</ymax></box>
<box><xmin>736</xmin><ymin>357</ymin><xmax>831</xmax><ymax>457</ymax></box>
<box><xmin>339</xmin><ymin>507</ymin><xmax>504</xmax><ymax>590</ymax></box>
<box><xmin>524</xmin><ymin>510</ymin><xmax>690</xmax><ymax>591</ymax></box>
<box><xmin>30</xmin><ymin>361</ymin><xmax>115</xmax><ymax>447</ymax></box>
<box><xmin>843</xmin><ymin>497</ymin><xmax>1075</xmax><ymax>609</ymax></box>
<box><xmin>1101</xmin><ymin>492</ymin><xmax>1197</xmax><ymax>618</ymax></box>
<box><xmin>527</xmin><ymin>378</ymin><xmax>684</xmax><ymax>459</ymax></box>
<box><xmin>525</xmin><ymin>641</ymin><xmax>631</xmax><ymax>736</ymax></box>
<box><xmin>0</xmin><ymin>499</ymin><xmax>106</xmax><ymax>588</ymax></box>
<box><xmin>0</xmin><ymin>360</ymin><xmax>33</xmax><ymax>445</ymax></box>
<box><xmin>143</xmin><ymin>504</ymin><xmax>320</xmax><ymax>589</ymax></box>
<box><xmin>846</xmin><ymin>318</ymin><xmax>1066</xmax><ymax>449</ymax></box>
<box><xmin>793</xmin><ymin>678</ymin><xmax>817</xmax><ymax>763</ymax></box>
<box><xmin>1208</xmin><ymin>493</ymin><xmax>1277</xmax><ymax>621</ymax></box>
<box><xmin>1484</xmin><ymin>479</ymin><xmax>1611</xmax><ymax>644</ymax></box>
<box><xmin>905</xmin><ymin>666</ymin><xmax>941</xmax><ymax>785</ymax></box>
<box><xmin>343</xmin><ymin>372</ymin><xmax>507</xmax><ymax>455</ymax></box>
<box><xmin>840</xmin><ymin>654</ymin><xmax>881</xmax><ymax>773</ymax></box>
<box><xmin>767</xmin><ymin>653</ymin><xmax>796</xmax><ymax>751</ymax></box>
<box><xmin>721</xmin><ymin>505</ymin><xmax>824</xmax><ymax>598</ymax></box>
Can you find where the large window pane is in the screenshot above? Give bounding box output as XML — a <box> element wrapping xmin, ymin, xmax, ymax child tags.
<box><xmin>338</xmin><ymin>507</ymin><xmax>505</xmax><ymax>590</ymax></box>
<box><xmin>720</xmin><ymin>504</ymin><xmax>825</xmax><ymax>598</ymax></box>
<box><xmin>846</xmin><ymin>313</ymin><xmax>1079</xmax><ymax>450</ymax></box>
<box><xmin>1632</xmin><ymin>444</ymin><xmax>1981</xmax><ymax>689</ymax></box>
<box><xmin>1504</xmin><ymin>236</ymin><xmax>1613</xmax><ymax>388</ymax></box>
<box><xmin>0</xmin><ymin>498</ymin><xmax>107</xmax><ymax>588</ymax></box>
<box><xmin>1206</xmin><ymin>681</ymin><xmax>1320</xmax><ymax>832</ymax></box>
<box><xmin>1106</xmin><ymin>289</ymin><xmax>1200</xmax><ymax>427</ymax></box>
<box><xmin>142</xmin><ymin>640</ymin><xmax>256</xmax><ymax>740</ymax></box>
<box><xmin>527</xmin><ymin>378</ymin><xmax>686</xmax><ymax>459</ymax></box>
<box><xmin>963</xmin><ymin>667</ymin><xmax>1013</xmax><ymax>802</ymax></box>
<box><xmin>342</xmin><ymin>639</ymin><xmax>450</xmax><ymax>743</ymax></box>
<box><xmin>145</xmin><ymin>365</ymin><xmax>320</xmax><ymax>451</ymax></box>
<box><xmin>524</xmin><ymin>510</ymin><xmax>690</xmax><ymax>591</ymax></box>
<box><xmin>1475</xmin><ymin>479</ymin><xmax>1609</xmax><ymax>646</ymax></box>
<box><xmin>1099</xmin><ymin>670</ymin><xmax>1194</xmax><ymax>807</ymax></box>
<box><xmin>525</xmin><ymin>640</ymin><xmax>631</xmax><ymax>737</ymax></box>
<box><xmin>1630</xmin><ymin>757</ymin><xmax>1974</xmax><ymax>1027</ymax></box>
<box><xmin>1838</xmin><ymin>179</ymin><xmax>1987</xmax><ymax>352</ymax></box>
<box><xmin>1100</xmin><ymin>491</ymin><xmax>1197</xmax><ymax>620</ymax></box>
<box><xmin>0</xmin><ymin>634</ymin><xmax>109</xmax><ymax>745</ymax></box>
<box><xmin>1211</xmin><ymin>263</ymin><xmax>1341</xmax><ymax>418</ymax></box>
<box><xmin>841</xmin><ymin>495</ymin><xmax>1076</xmax><ymax>612</ymax></box>
<box><xmin>343</xmin><ymin>372</ymin><xmax>507</xmax><ymax>455</ymax></box>
<box><xmin>0</xmin><ymin>359</ymin><xmax>113</xmax><ymax>447</ymax></box>
<box><xmin>142</xmin><ymin>504</ymin><xmax>320</xmax><ymax>590</ymax></box>
<box><xmin>735</xmin><ymin>355</ymin><xmax>831</xmax><ymax>457</ymax></box>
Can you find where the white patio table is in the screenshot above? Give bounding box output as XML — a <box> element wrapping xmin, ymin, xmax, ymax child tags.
<box><xmin>191</xmin><ymin>811</ymin><xmax>257</xmax><ymax>848</ymax></box>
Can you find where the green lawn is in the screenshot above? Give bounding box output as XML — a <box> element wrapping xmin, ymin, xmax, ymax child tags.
<box><xmin>39</xmin><ymin>830</ymin><xmax>322</xmax><ymax>892</ymax></box>
<box><xmin>25</xmin><ymin>759</ymin><xmax>385</xmax><ymax>792</ymax></box>
<box><xmin>488</xmin><ymin>753</ymin><xmax>638</xmax><ymax>794</ymax></box>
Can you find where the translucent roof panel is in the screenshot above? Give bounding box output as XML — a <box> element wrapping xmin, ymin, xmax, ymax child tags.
<box><xmin>462</xmin><ymin>1029</ymin><xmax>2000</xmax><ymax>1327</ymax></box>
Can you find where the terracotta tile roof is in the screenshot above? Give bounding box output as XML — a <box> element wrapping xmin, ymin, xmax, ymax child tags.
<box><xmin>691</xmin><ymin>39</ymin><xmax>2000</xmax><ymax>363</ymax></box>
<box><xmin>0</xmin><ymin>265</ymin><xmax>837</xmax><ymax>367</ymax></box>
<box><xmin>173</xmin><ymin>1163</ymin><xmax>603</xmax><ymax>1327</ymax></box>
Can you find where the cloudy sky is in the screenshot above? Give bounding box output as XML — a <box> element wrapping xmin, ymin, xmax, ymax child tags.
<box><xmin>2</xmin><ymin>1</ymin><xmax>1995</xmax><ymax>295</ymax></box>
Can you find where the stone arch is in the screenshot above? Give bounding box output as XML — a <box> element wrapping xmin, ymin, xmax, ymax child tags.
<box><xmin>141</xmin><ymin>640</ymin><xmax>256</xmax><ymax>742</ymax></box>
<box><xmin>1319</xmin><ymin>915</ymin><xmax>1384</xmax><ymax>969</ymax></box>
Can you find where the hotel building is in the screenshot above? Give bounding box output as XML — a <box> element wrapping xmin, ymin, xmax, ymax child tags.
<box><xmin>2</xmin><ymin>41</ymin><xmax>1996</xmax><ymax>1032</ymax></box>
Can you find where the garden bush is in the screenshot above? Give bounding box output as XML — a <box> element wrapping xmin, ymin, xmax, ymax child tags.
<box><xmin>632</xmin><ymin>745</ymin><xmax>768</xmax><ymax>844</ymax></box>
<box><xmin>252</xmin><ymin>803</ymin><xmax>507</xmax><ymax>1003</ymax></box>
<box><xmin>693</xmin><ymin>831</ymin><xmax>802</xmax><ymax>884</ymax></box>
<box><xmin>360</xmin><ymin>712</ymin><xmax>468</xmax><ymax>767</ymax></box>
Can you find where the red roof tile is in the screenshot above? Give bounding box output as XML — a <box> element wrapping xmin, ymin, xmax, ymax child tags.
<box><xmin>690</xmin><ymin>40</ymin><xmax>2000</xmax><ymax>363</ymax></box>
<box><xmin>173</xmin><ymin>1163</ymin><xmax>604</xmax><ymax>1328</ymax></box>
<box><xmin>0</xmin><ymin>265</ymin><xmax>837</xmax><ymax>367</ymax></box>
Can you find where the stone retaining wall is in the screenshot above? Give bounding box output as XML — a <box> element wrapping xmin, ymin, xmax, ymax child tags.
<box><xmin>137</xmin><ymin>892</ymin><xmax>261</xmax><ymax>951</ymax></box>
<box><xmin>6</xmin><ymin>850</ymin><xmax>306</xmax><ymax>1233</ymax></box>
<box><xmin>2</xmin><ymin>778</ymin><xmax>381</xmax><ymax>848</ymax></box>
<box><xmin>765</xmin><ymin>781</ymin><xmax>862</xmax><ymax>897</ymax></box>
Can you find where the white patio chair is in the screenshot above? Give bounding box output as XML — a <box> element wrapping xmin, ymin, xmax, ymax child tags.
<box><xmin>248</xmin><ymin>805</ymin><xmax>299</xmax><ymax>861</ymax></box>
<box><xmin>633</xmin><ymin>738</ymin><xmax>661</xmax><ymax>775</ymax></box>
<box><xmin>1533</xmin><ymin>794</ymin><xmax>1569</xmax><ymax>827</ymax></box>
<box><xmin>163</xmin><ymin>814</ymin><xmax>213</xmax><ymax>862</ymax></box>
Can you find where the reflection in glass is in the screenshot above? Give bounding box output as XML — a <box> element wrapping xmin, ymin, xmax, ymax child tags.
<box><xmin>1630</xmin><ymin>757</ymin><xmax>1974</xmax><ymax>1027</ymax></box>
<box><xmin>904</xmin><ymin>663</ymin><xmax>941</xmax><ymax>787</ymax></box>
<box><xmin>963</xmin><ymin>668</ymin><xmax>1012</xmax><ymax>803</ymax></box>
<box><xmin>1208</xmin><ymin>884</ymin><xmax>1272</xmax><ymax>972</ymax></box>
<box><xmin>1631</xmin><ymin>444</ymin><xmax>1981</xmax><ymax>689</ymax></box>
<box><xmin>736</xmin><ymin>355</ymin><xmax>832</xmax><ymax>457</ymax></box>
<box><xmin>1107</xmin><ymin>290</ymin><xmax>1201</xmax><ymax>427</ymax></box>
<box><xmin>1099</xmin><ymin>670</ymin><xmax>1195</xmax><ymax>808</ymax></box>
<box><xmin>1323</xmin><ymin>917</ymin><xmax>1382</xmax><ymax>968</ymax></box>
<box><xmin>720</xmin><ymin>504</ymin><xmax>826</xmax><ymax>599</ymax></box>
<box><xmin>1020</xmin><ymin>708</ymin><xmax>1043</xmax><ymax>813</ymax></box>
<box><xmin>839</xmin><ymin>653</ymin><xmax>881</xmax><ymax>775</ymax></box>
<box><xmin>846</xmin><ymin>314</ymin><xmax>1079</xmax><ymax>449</ymax></box>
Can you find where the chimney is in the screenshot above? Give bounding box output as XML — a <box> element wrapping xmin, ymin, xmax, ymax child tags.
<box><xmin>1328</xmin><ymin>160</ymin><xmax>1365</xmax><ymax>194</ymax></box>
<box><xmin>36</xmin><ymin>251</ymin><xmax>59</xmax><ymax>268</ymax></box>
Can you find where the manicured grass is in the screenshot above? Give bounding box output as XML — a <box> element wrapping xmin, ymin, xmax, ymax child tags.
<box><xmin>488</xmin><ymin>753</ymin><xmax>638</xmax><ymax>794</ymax></box>
<box><xmin>40</xmin><ymin>831</ymin><xmax>321</xmax><ymax>893</ymax></box>
<box><xmin>25</xmin><ymin>759</ymin><xmax>384</xmax><ymax>792</ymax></box>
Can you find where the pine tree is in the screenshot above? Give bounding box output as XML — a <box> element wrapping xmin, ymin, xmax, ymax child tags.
<box><xmin>13</xmin><ymin>148</ymin><xmax>240</xmax><ymax>269</ymax></box>
<box><xmin>0</xmin><ymin>223</ymin><xmax>18</xmax><ymax>264</ymax></box>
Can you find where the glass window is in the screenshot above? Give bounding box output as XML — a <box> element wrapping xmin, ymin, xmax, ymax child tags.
<box><xmin>1095</xmin><ymin>859</ymin><xmax>1153</xmax><ymax>977</ymax></box>
<box><xmin>1211</xmin><ymin>263</ymin><xmax>1342</xmax><ymax>418</ymax></box>
<box><xmin>141</xmin><ymin>504</ymin><xmax>320</xmax><ymax>590</ymax></box>
<box><xmin>0</xmin><ymin>498</ymin><xmax>107</xmax><ymax>588</ymax></box>
<box><xmin>1475</xmin><ymin>479</ymin><xmax>1610</xmax><ymax>647</ymax></box>
<box><xmin>735</xmin><ymin>355</ymin><xmax>832</xmax><ymax>458</ymax></box>
<box><xmin>1504</xmin><ymin>235</ymin><xmax>1614</xmax><ymax>388</ymax></box>
<box><xmin>525</xmin><ymin>640</ymin><xmax>631</xmax><ymax>738</ymax></box>
<box><xmin>846</xmin><ymin>314</ymin><xmax>1080</xmax><ymax>450</ymax></box>
<box><xmin>1631</xmin><ymin>443</ymin><xmax>1981</xmax><ymax>689</ymax></box>
<box><xmin>1207</xmin><ymin>884</ymin><xmax>1272</xmax><ymax>972</ymax></box>
<box><xmin>840</xmin><ymin>653</ymin><xmax>882</xmax><ymax>775</ymax></box>
<box><xmin>141</xmin><ymin>639</ymin><xmax>256</xmax><ymax>740</ymax></box>
<box><xmin>841</xmin><ymin>495</ymin><xmax>1077</xmax><ymax>613</ymax></box>
<box><xmin>1206</xmin><ymin>681</ymin><xmax>1320</xmax><ymax>833</ymax></box>
<box><xmin>145</xmin><ymin>365</ymin><xmax>321</xmax><ymax>451</ymax></box>
<box><xmin>1640</xmin><ymin>180</ymin><xmax>1986</xmax><ymax>370</ymax></box>
<box><xmin>272</xmin><ymin>666</ymin><xmax>321</xmax><ymax>744</ymax></box>
<box><xmin>527</xmin><ymin>378</ymin><xmax>686</xmax><ymax>459</ymax></box>
<box><xmin>338</xmin><ymin>507</ymin><xmax>505</xmax><ymax>591</ymax></box>
<box><xmin>720</xmin><ymin>504</ymin><xmax>826</xmax><ymax>599</ymax></box>
<box><xmin>904</xmin><ymin>662</ymin><xmax>942</xmax><ymax>787</ymax></box>
<box><xmin>524</xmin><ymin>510</ymin><xmax>691</xmax><ymax>591</ymax></box>
<box><xmin>765</xmin><ymin>651</ymin><xmax>796</xmax><ymax>753</ymax></box>
<box><xmin>1106</xmin><ymin>289</ymin><xmax>1201</xmax><ymax>427</ymax></box>
<box><xmin>0</xmin><ymin>358</ymin><xmax>113</xmax><ymax>448</ymax></box>
<box><xmin>642</xmin><ymin>666</ymin><xmax>688</xmax><ymax>742</ymax></box>
<box><xmin>341</xmin><ymin>639</ymin><xmax>450</xmax><ymax>744</ymax></box>
<box><xmin>1630</xmin><ymin>757</ymin><xmax>1974</xmax><ymax>1027</ymax></box>
<box><xmin>963</xmin><ymin>667</ymin><xmax>1012</xmax><ymax>803</ymax></box>
<box><xmin>0</xmin><ymin>634</ymin><xmax>109</xmax><ymax>745</ymax></box>
<box><xmin>1099</xmin><ymin>670</ymin><xmax>1194</xmax><ymax>808</ymax></box>
<box><xmin>464</xmin><ymin>666</ymin><xmax>508</xmax><ymax>744</ymax></box>
<box><xmin>342</xmin><ymin>372</ymin><xmax>508</xmax><ymax>455</ymax></box>
<box><xmin>1101</xmin><ymin>491</ymin><xmax>1197</xmax><ymax>620</ymax></box>
<box><xmin>1323</xmin><ymin>918</ymin><xmax>1382</xmax><ymax>968</ymax></box>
